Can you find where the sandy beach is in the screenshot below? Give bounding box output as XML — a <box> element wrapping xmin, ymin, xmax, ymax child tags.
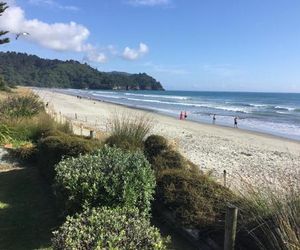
<box><xmin>35</xmin><ymin>89</ymin><xmax>300</xmax><ymax>191</ymax></box>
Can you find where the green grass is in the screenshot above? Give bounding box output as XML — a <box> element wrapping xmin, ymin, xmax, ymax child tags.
<box><xmin>0</xmin><ymin>166</ymin><xmax>60</xmax><ymax>250</ymax></box>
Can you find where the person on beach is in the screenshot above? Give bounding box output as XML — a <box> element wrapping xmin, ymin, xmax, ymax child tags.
<box><xmin>179</xmin><ymin>111</ymin><xmax>183</xmax><ymax>120</ymax></box>
<box><xmin>212</xmin><ymin>114</ymin><xmax>216</xmax><ymax>124</ymax></box>
<box><xmin>184</xmin><ymin>111</ymin><xmax>187</xmax><ymax>119</ymax></box>
<box><xmin>234</xmin><ymin>116</ymin><xmax>238</xmax><ymax>128</ymax></box>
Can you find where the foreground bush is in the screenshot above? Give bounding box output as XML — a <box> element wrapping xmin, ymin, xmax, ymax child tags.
<box><xmin>54</xmin><ymin>146</ymin><xmax>156</xmax><ymax>214</ymax></box>
<box><xmin>37</xmin><ymin>132</ymin><xmax>102</xmax><ymax>183</ymax></box>
<box><xmin>155</xmin><ymin>168</ymin><xmax>236</xmax><ymax>228</ymax></box>
<box><xmin>106</xmin><ymin>113</ymin><xmax>153</xmax><ymax>150</ymax></box>
<box><xmin>52</xmin><ymin>207</ymin><xmax>168</xmax><ymax>250</ymax></box>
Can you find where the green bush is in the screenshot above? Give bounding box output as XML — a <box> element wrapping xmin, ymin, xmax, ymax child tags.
<box><xmin>144</xmin><ymin>134</ymin><xmax>169</xmax><ymax>161</ymax></box>
<box><xmin>152</xmin><ymin>149</ymin><xmax>185</xmax><ymax>172</ymax></box>
<box><xmin>52</xmin><ymin>206</ymin><xmax>168</xmax><ymax>250</ymax></box>
<box><xmin>37</xmin><ymin>132</ymin><xmax>102</xmax><ymax>183</ymax></box>
<box><xmin>0</xmin><ymin>94</ymin><xmax>44</xmax><ymax>121</ymax></box>
<box><xmin>155</xmin><ymin>168</ymin><xmax>236</xmax><ymax>229</ymax></box>
<box><xmin>106</xmin><ymin>113</ymin><xmax>153</xmax><ymax>151</ymax></box>
<box><xmin>54</xmin><ymin>146</ymin><xmax>156</xmax><ymax>215</ymax></box>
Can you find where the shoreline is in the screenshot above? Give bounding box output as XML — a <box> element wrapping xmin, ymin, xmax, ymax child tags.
<box><xmin>57</xmin><ymin>89</ymin><xmax>300</xmax><ymax>144</ymax></box>
<box><xmin>35</xmin><ymin>88</ymin><xmax>300</xmax><ymax>190</ymax></box>
<box><xmin>51</xmin><ymin>88</ymin><xmax>300</xmax><ymax>143</ymax></box>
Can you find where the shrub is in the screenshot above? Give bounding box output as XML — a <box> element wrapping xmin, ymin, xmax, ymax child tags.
<box><xmin>155</xmin><ymin>168</ymin><xmax>237</xmax><ymax>229</ymax></box>
<box><xmin>144</xmin><ymin>134</ymin><xmax>169</xmax><ymax>161</ymax></box>
<box><xmin>52</xmin><ymin>206</ymin><xmax>168</xmax><ymax>250</ymax></box>
<box><xmin>106</xmin><ymin>112</ymin><xmax>153</xmax><ymax>150</ymax></box>
<box><xmin>54</xmin><ymin>146</ymin><xmax>156</xmax><ymax>215</ymax></box>
<box><xmin>0</xmin><ymin>94</ymin><xmax>44</xmax><ymax>121</ymax></box>
<box><xmin>37</xmin><ymin>132</ymin><xmax>102</xmax><ymax>183</ymax></box>
<box><xmin>152</xmin><ymin>149</ymin><xmax>185</xmax><ymax>172</ymax></box>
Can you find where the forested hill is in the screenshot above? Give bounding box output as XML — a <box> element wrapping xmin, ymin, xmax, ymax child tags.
<box><xmin>0</xmin><ymin>52</ymin><xmax>164</xmax><ymax>90</ymax></box>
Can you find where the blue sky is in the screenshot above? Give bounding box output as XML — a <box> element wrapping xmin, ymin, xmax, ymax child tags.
<box><xmin>1</xmin><ymin>0</ymin><xmax>300</xmax><ymax>92</ymax></box>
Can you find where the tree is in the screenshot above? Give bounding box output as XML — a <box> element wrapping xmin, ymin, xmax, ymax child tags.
<box><xmin>0</xmin><ymin>2</ymin><xmax>9</xmax><ymax>45</ymax></box>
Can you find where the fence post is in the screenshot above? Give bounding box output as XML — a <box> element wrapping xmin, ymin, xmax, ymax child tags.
<box><xmin>223</xmin><ymin>170</ymin><xmax>227</xmax><ymax>187</ymax></box>
<box><xmin>89</xmin><ymin>130</ymin><xmax>94</xmax><ymax>139</ymax></box>
<box><xmin>224</xmin><ymin>204</ymin><xmax>238</xmax><ymax>250</ymax></box>
<box><xmin>59</xmin><ymin>111</ymin><xmax>62</xmax><ymax>124</ymax></box>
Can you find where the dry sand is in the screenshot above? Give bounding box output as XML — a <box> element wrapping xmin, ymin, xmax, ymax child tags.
<box><xmin>35</xmin><ymin>89</ymin><xmax>300</xmax><ymax>191</ymax></box>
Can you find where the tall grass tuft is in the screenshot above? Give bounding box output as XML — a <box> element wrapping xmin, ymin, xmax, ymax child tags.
<box><xmin>0</xmin><ymin>93</ymin><xmax>44</xmax><ymax>122</ymax></box>
<box><xmin>238</xmin><ymin>178</ymin><xmax>300</xmax><ymax>250</ymax></box>
<box><xmin>106</xmin><ymin>111</ymin><xmax>153</xmax><ymax>150</ymax></box>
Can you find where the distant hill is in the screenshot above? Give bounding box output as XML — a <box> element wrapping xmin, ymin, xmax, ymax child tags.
<box><xmin>0</xmin><ymin>52</ymin><xmax>164</xmax><ymax>90</ymax></box>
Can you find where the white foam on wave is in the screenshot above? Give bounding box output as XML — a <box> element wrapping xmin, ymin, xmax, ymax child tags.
<box><xmin>275</xmin><ymin>106</ymin><xmax>295</xmax><ymax>111</ymax></box>
<box><xmin>249</xmin><ymin>103</ymin><xmax>269</xmax><ymax>108</ymax></box>
<box><xmin>91</xmin><ymin>93</ymin><xmax>121</xmax><ymax>99</ymax></box>
<box><xmin>92</xmin><ymin>91</ymin><xmax>117</xmax><ymax>96</ymax></box>
<box><xmin>242</xmin><ymin>119</ymin><xmax>300</xmax><ymax>138</ymax></box>
<box><xmin>124</xmin><ymin>93</ymin><xmax>190</xmax><ymax>100</ymax></box>
<box><xmin>126</xmin><ymin>97</ymin><xmax>251</xmax><ymax>113</ymax></box>
<box><xmin>213</xmin><ymin>106</ymin><xmax>252</xmax><ymax>113</ymax></box>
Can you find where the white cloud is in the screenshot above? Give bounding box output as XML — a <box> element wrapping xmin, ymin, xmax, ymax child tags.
<box><xmin>0</xmin><ymin>2</ymin><xmax>151</xmax><ymax>64</ymax></box>
<box><xmin>122</xmin><ymin>43</ymin><xmax>149</xmax><ymax>60</ymax></box>
<box><xmin>28</xmin><ymin>0</ymin><xmax>79</xmax><ymax>11</ymax></box>
<box><xmin>127</xmin><ymin>0</ymin><xmax>171</xmax><ymax>6</ymax></box>
<box><xmin>84</xmin><ymin>51</ymin><xmax>107</xmax><ymax>64</ymax></box>
<box><xmin>0</xmin><ymin>4</ymin><xmax>88</xmax><ymax>52</ymax></box>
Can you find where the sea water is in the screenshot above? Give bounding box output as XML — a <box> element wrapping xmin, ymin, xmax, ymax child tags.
<box><xmin>55</xmin><ymin>89</ymin><xmax>300</xmax><ymax>141</ymax></box>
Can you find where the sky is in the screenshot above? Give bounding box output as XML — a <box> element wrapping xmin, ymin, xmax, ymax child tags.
<box><xmin>1</xmin><ymin>0</ymin><xmax>300</xmax><ymax>92</ymax></box>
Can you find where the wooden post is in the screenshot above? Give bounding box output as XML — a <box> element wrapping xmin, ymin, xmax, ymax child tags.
<box><xmin>223</xmin><ymin>170</ymin><xmax>227</xmax><ymax>187</ymax></box>
<box><xmin>59</xmin><ymin>111</ymin><xmax>62</xmax><ymax>124</ymax></box>
<box><xmin>224</xmin><ymin>204</ymin><xmax>238</xmax><ymax>250</ymax></box>
<box><xmin>89</xmin><ymin>130</ymin><xmax>94</xmax><ymax>139</ymax></box>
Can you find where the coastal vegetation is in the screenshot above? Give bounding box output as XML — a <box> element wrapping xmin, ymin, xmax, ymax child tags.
<box><xmin>52</xmin><ymin>207</ymin><xmax>168</xmax><ymax>250</ymax></box>
<box><xmin>54</xmin><ymin>146</ymin><xmax>156</xmax><ymax>215</ymax></box>
<box><xmin>106</xmin><ymin>112</ymin><xmax>153</xmax><ymax>151</ymax></box>
<box><xmin>0</xmin><ymin>88</ymin><xmax>299</xmax><ymax>249</ymax></box>
<box><xmin>0</xmin><ymin>52</ymin><xmax>164</xmax><ymax>90</ymax></box>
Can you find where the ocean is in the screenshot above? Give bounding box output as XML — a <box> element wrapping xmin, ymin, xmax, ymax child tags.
<box><xmin>55</xmin><ymin>89</ymin><xmax>300</xmax><ymax>141</ymax></box>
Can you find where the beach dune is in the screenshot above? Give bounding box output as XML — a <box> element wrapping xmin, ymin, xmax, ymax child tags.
<box><xmin>36</xmin><ymin>89</ymin><xmax>300</xmax><ymax>191</ymax></box>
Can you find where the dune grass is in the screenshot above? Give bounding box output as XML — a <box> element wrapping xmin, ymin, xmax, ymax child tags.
<box><xmin>237</xmin><ymin>179</ymin><xmax>300</xmax><ymax>250</ymax></box>
<box><xmin>106</xmin><ymin>112</ymin><xmax>153</xmax><ymax>150</ymax></box>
